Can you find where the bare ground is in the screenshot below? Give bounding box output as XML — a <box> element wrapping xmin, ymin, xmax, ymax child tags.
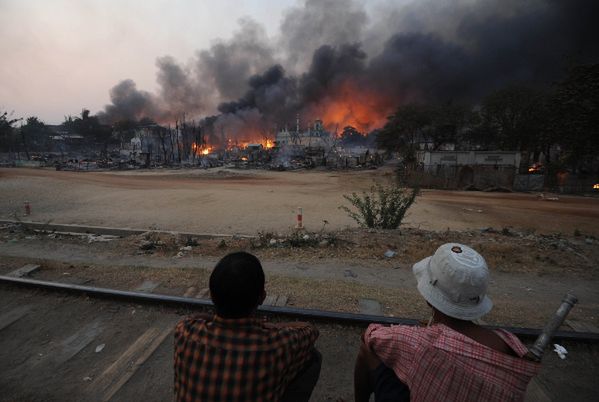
<box><xmin>1</xmin><ymin>167</ymin><xmax>599</xmax><ymax>401</ymax></box>
<box><xmin>2</xmin><ymin>167</ymin><xmax>599</xmax><ymax>235</ymax></box>
<box><xmin>1</xmin><ymin>223</ymin><xmax>597</xmax><ymax>328</ymax></box>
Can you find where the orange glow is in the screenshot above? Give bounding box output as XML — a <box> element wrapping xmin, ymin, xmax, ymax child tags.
<box><xmin>594</xmin><ymin>184</ymin><xmax>599</xmax><ymax>189</ymax></box>
<box><xmin>312</xmin><ymin>80</ymin><xmax>392</xmax><ymax>135</ymax></box>
<box><xmin>192</xmin><ymin>142</ymin><xmax>212</xmax><ymax>156</ymax></box>
<box><xmin>241</xmin><ymin>156</ymin><xmax>248</xmax><ymax>161</ymax></box>
<box><xmin>528</xmin><ymin>163</ymin><xmax>543</xmax><ymax>173</ymax></box>
<box><xmin>223</xmin><ymin>136</ymin><xmax>274</xmax><ymax>151</ymax></box>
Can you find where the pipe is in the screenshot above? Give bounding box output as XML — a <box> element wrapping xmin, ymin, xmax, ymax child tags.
<box><xmin>526</xmin><ymin>293</ymin><xmax>578</xmax><ymax>361</ymax></box>
<box><xmin>1</xmin><ymin>275</ymin><xmax>598</xmax><ymax>343</ymax></box>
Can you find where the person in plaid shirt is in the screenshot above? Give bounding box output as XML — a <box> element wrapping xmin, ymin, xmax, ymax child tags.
<box><xmin>174</xmin><ymin>252</ymin><xmax>320</xmax><ymax>402</ymax></box>
<box><xmin>354</xmin><ymin>243</ymin><xmax>540</xmax><ymax>402</ymax></box>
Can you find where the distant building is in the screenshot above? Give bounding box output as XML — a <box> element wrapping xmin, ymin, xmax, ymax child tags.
<box><xmin>275</xmin><ymin>119</ymin><xmax>332</xmax><ymax>148</ymax></box>
<box><xmin>418</xmin><ymin>150</ymin><xmax>521</xmax><ymax>170</ymax></box>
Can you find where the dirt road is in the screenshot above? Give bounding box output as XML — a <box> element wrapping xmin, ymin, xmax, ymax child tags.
<box><xmin>2</xmin><ymin>167</ymin><xmax>598</xmax><ymax>235</ymax></box>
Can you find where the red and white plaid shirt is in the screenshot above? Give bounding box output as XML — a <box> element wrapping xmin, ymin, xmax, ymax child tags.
<box><xmin>364</xmin><ymin>323</ymin><xmax>540</xmax><ymax>402</ymax></box>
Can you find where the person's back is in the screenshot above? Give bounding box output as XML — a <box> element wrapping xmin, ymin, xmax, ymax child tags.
<box><xmin>174</xmin><ymin>252</ymin><xmax>320</xmax><ymax>402</ymax></box>
<box><xmin>363</xmin><ymin>322</ymin><xmax>538</xmax><ymax>401</ymax></box>
<box><xmin>355</xmin><ymin>243</ymin><xmax>540</xmax><ymax>402</ymax></box>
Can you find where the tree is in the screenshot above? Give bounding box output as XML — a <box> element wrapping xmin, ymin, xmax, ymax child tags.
<box><xmin>546</xmin><ymin>64</ymin><xmax>599</xmax><ymax>173</ymax></box>
<box><xmin>21</xmin><ymin>116</ymin><xmax>52</xmax><ymax>153</ymax></box>
<box><xmin>0</xmin><ymin>110</ymin><xmax>22</xmax><ymax>153</ymax></box>
<box><xmin>479</xmin><ymin>86</ymin><xmax>547</xmax><ymax>152</ymax></box>
<box><xmin>340</xmin><ymin>126</ymin><xmax>367</xmax><ymax>146</ymax></box>
<box><xmin>62</xmin><ymin>109</ymin><xmax>113</xmax><ymax>153</ymax></box>
<box><xmin>376</xmin><ymin>104</ymin><xmax>431</xmax><ymax>165</ymax></box>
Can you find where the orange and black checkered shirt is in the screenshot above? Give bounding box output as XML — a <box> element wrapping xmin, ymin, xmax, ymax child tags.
<box><xmin>174</xmin><ymin>315</ymin><xmax>319</xmax><ymax>402</ymax></box>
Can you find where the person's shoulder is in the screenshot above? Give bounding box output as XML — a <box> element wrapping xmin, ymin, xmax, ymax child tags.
<box><xmin>492</xmin><ymin>328</ymin><xmax>530</xmax><ymax>357</ymax></box>
<box><xmin>366</xmin><ymin>323</ymin><xmax>436</xmax><ymax>344</ymax></box>
<box><xmin>368</xmin><ymin>323</ymin><xmax>434</xmax><ymax>336</ymax></box>
<box><xmin>175</xmin><ymin>314</ymin><xmax>211</xmax><ymax>335</ymax></box>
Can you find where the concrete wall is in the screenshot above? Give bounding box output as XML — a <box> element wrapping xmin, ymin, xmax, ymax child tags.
<box><xmin>419</xmin><ymin>151</ymin><xmax>521</xmax><ymax>169</ymax></box>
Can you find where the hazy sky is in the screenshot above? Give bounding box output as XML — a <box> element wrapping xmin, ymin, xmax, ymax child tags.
<box><xmin>0</xmin><ymin>0</ymin><xmax>297</xmax><ymax>124</ymax></box>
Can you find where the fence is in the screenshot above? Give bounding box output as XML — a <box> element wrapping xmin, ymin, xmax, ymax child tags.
<box><xmin>401</xmin><ymin>165</ymin><xmax>517</xmax><ymax>190</ymax></box>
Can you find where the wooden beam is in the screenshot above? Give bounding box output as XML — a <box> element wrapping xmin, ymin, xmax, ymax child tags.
<box><xmin>565</xmin><ymin>320</ymin><xmax>599</xmax><ymax>333</ymax></box>
<box><xmin>525</xmin><ymin>378</ymin><xmax>552</xmax><ymax>402</ymax></box>
<box><xmin>0</xmin><ymin>305</ymin><xmax>31</xmax><ymax>331</ymax></box>
<box><xmin>274</xmin><ymin>295</ymin><xmax>288</xmax><ymax>307</ymax></box>
<box><xmin>7</xmin><ymin>264</ymin><xmax>40</xmax><ymax>278</ymax></box>
<box><xmin>90</xmin><ymin>321</ymin><xmax>175</xmax><ymax>401</ymax></box>
<box><xmin>195</xmin><ymin>288</ymin><xmax>209</xmax><ymax>299</ymax></box>
<box><xmin>183</xmin><ymin>286</ymin><xmax>197</xmax><ymax>298</ymax></box>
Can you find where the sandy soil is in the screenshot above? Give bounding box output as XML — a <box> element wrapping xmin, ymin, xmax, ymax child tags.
<box><xmin>1</xmin><ymin>225</ymin><xmax>598</xmax><ymax>328</ymax></box>
<box><xmin>2</xmin><ymin>167</ymin><xmax>599</xmax><ymax>235</ymax></box>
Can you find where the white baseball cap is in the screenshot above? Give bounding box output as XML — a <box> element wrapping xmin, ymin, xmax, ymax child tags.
<box><xmin>413</xmin><ymin>243</ymin><xmax>492</xmax><ymax>320</ymax></box>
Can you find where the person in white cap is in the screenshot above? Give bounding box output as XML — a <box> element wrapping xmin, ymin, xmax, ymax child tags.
<box><xmin>354</xmin><ymin>243</ymin><xmax>540</xmax><ymax>402</ymax></box>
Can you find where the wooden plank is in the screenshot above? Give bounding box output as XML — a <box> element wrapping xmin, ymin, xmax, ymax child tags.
<box><xmin>565</xmin><ymin>320</ymin><xmax>599</xmax><ymax>333</ymax></box>
<box><xmin>359</xmin><ymin>298</ymin><xmax>382</xmax><ymax>315</ymax></box>
<box><xmin>49</xmin><ymin>319</ymin><xmax>103</xmax><ymax>366</ymax></box>
<box><xmin>263</xmin><ymin>295</ymin><xmax>277</xmax><ymax>306</ymax></box>
<box><xmin>195</xmin><ymin>288</ymin><xmax>209</xmax><ymax>299</ymax></box>
<box><xmin>134</xmin><ymin>280</ymin><xmax>160</xmax><ymax>293</ymax></box>
<box><xmin>91</xmin><ymin>322</ymin><xmax>174</xmax><ymax>402</ymax></box>
<box><xmin>0</xmin><ymin>305</ymin><xmax>31</xmax><ymax>331</ymax></box>
<box><xmin>525</xmin><ymin>378</ymin><xmax>552</xmax><ymax>402</ymax></box>
<box><xmin>183</xmin><ymin>286</ymin><xmax>197</xmax><ymax>298</ymax></box>
<box><xmin>274</xmin><ymin>295</ymin><xmax>288</xmax><ymax>307</ymax></box>
<box><xmin>6</xmin><ymin>264</ymin><xmax>40</xmax><ymax>278</ymax></box>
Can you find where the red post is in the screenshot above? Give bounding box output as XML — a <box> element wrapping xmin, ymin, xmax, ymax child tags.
<box><xmin>24</xmin><ymin>201</ymin><xmax>31</xmax><ymax>216</ymax></box>
<box><xmin>296</xmin><ymin>207</ymin><xmax>303</xmax><ymax>229</ymax></box>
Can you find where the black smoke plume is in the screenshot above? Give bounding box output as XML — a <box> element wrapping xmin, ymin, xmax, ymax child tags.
<box><xmin>99</xmin><ymin>0</ymin><xmax>599</xmax><ymax>136</ymax></box>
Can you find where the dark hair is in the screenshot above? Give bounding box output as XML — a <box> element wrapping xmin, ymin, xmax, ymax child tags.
<box><xmin>209</xmin><ymin>252</ymin><xmax>265</xmax><ymax>318</ymax></box>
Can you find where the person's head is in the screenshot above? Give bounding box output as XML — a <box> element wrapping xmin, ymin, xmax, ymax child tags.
<box><xmin>413</xmin><ymin>243</ymin><xmax>492</xmax><ymax>321</ymax></box>
<box><xmin>209</xmin><ymin>252</ymin><xmax>266</xmax><ymax>318</ymax></box>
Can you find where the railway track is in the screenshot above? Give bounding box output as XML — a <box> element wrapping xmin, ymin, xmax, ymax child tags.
<box><xmin>1</xmin><ymin>275</ymin><xmax>598</xmax><ymax>343</ymax></box>
<box><xmin>1</xmin><ymin>275</ymin><xmax>599</xmax><ymax>401</ymax></box>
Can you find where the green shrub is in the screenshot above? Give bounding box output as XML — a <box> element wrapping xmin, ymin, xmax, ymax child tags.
<box><xmin>340</xmin><ymin>184</ymin><xmax>418</xmax><ymax>229</ymax></box>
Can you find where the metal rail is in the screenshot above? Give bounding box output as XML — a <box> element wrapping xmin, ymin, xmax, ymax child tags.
<box><xmin>1</xmin><ymin>275</ymin><xmax>598</xmax><ymax>343</ymax></box>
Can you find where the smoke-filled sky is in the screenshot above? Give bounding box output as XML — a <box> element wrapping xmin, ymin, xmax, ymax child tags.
<box><xmin>0</xmin><ymin>0</ymin><xmax>297</xmax><ymax>124</ymax></box>
<box><xmin>1</xmin><ymin>0</ymin><xmax>598</xmax><ymax>130</ymax></box>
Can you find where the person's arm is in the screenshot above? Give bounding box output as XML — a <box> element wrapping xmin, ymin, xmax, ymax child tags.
<box><xmin>276</xmin><ymin>321</ymin><xmax>319</xmax><ymax>367</ymax></box>
<box><xmin>362</xmin><ymin>324</ymin><xmax>420</xmax><ymax>382</ymax></box>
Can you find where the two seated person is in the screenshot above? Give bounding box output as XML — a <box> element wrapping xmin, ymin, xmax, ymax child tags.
<box><xmin>174</xmin><ymin>245</ymin><xmax>540</xmax><ymax>401</ymax></box>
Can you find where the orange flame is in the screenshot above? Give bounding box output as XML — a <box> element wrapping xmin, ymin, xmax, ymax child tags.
<box><xmin>310</xmin><ymin>80</ymin><xmax>392</xmax><ymax>135</ymax></box>
<box><xmin>192</xmin><ymin>142</ymin><xmax>212</xmax><ymax>155</ymax></box>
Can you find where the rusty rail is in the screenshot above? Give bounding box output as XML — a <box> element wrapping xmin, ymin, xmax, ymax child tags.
<box><xmin>1</xmin><ymin>275</ymin><xmax>598</xmax><ymax>343</ymax></box>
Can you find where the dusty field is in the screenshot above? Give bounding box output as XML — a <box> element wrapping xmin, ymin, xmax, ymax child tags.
<box><xmin>1</xmin><ymin>164</ymin><xmax>598</xmax><ymax>401</ymax></box>
<box><xmin>1</xmin><ymin>166</ymin><xmax>598</xmax><ymax>327</ymax></box>
<box><xmin>1</xmin><ymin>167</ymin><xmax>599</xmax><ymax>235</ymax></box>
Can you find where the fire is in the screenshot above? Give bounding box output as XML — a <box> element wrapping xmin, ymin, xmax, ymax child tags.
<box><xmin>593</xmin><ymin>184</ymin><xmax>599</xmax><ymax>190</ymax></box>
<box><xmin>528</xmin><ymin>163</ymin><xmax>543</xmax><ymax>173</ymax></box>
<box><xmin>313</xmin><ymin>80</ymin><xmax>392</xmax><ymax>135</ymax></box>
<box><xmin>192</xmin><ymin>142</ymin><xmax>212</xmax><ymax>156</ymax></box>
